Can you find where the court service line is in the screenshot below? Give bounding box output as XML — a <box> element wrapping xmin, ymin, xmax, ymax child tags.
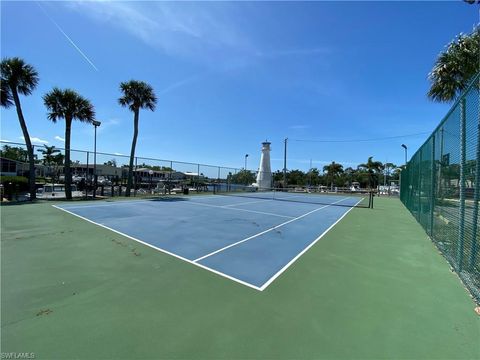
<box><xmin>193</xmin><ymin>197</ymin><xmax>350</xmax><ymax>263</ymax></box>
<box><xmin>222</xmin><ymin>198</ymin><xmax>274</xmax><ymax>207</ymax></box>
<box><xmin>258</xmin><ymin>197</ymin><xmax>363</xmax><ymax>291</ymax></box>
<box><xmin>185</xmin><ymin>201</ymin><xmax>294</xmax><ymax>219</ymax></box>
<box><xmin>51</xmin><ymin>205</ymin><xmax>263</xmax><ymax>291</ymax></box>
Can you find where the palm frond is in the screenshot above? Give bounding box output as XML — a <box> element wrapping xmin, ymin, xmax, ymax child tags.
<box><xmin>427</xmin><ymin>27</ymin><xmax>479</xmax><ymax>102</ymax></box>
<box><xmin>1</xmin><ymin>80</ymin><xmax>13</xmax><ymax>108</ymax></box>
<box><xmin>0</xmin><ymin>57</ymin><xmax>39</xmax><ymax>96</ymax></box>
<box><xmin>43</xmin><ymin>88</ymin><xmax>95</xmax><ymax>123</ymax></box>
<box><xmin>118</xmin><ymin>80</ymin><xmax>157</xmax><ymax>112</ymax></box>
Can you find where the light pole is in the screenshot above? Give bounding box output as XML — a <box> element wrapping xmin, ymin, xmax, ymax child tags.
<box><xmin>149</xmin><ymin>169</ymin><xmax>154</xmax><ymax>194</ymax></box>
<box><xmin>401</xmin><ymin>144</ymin><xmax>408</xmax><ymax>165</ymax></box>
<box><xmin>283</xmin><ymin>138</ymin><xmax>288</xmax><ymax>188</ymax></box>
<box><xmin>244</xmin><ymin>154</ymin><xmax>249</xmax><ymax>185</ymax></box>
<box><xmin>92</xmin><ymin>120</ymin><xmax>101</xmax><ymax>198</ymax></box>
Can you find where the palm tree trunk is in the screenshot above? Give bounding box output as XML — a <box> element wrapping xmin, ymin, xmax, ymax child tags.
<box><xmin>11</xmin><ymin>88</ymin><xmax>36</xmax><ymax>200</ymax></box>
<box><xmin>126</xmin><ymin>109</ymin><xmax>139</xmax><ymax>197</ymax></box>
<box><xmin>64</xmin><ymin>117</ymin><xmax>72</xmax><ymax>200</ymax></box>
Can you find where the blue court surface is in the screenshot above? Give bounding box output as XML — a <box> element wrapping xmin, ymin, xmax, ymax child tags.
<box><xmin>54</xmin><ymin>194</ymin><xmax>361</xmax><ymax>291</ymax></box>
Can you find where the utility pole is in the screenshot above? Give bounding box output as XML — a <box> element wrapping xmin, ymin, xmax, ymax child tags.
<box><xmin>283</xmin><ymin>138</ymin><xmax>288</xmax><ymax>188</ymax></box>
<box><xmin>309</xmin><ymin>158</ymin><xmax>312</xmax><ymax>188</ymax></box>
<box><xmin>92</xmin><ymin>120</ymin><xmax>101</xmax><ymax>198</ymax></box>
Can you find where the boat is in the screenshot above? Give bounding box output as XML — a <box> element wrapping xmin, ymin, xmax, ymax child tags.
<box><xmin>36</xmin><ymin>184</ymin><xmax>83</xmax><ymax>199</ymax></box>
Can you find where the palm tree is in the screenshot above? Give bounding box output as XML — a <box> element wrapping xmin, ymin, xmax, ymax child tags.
<box><xmin>323</xmin><ymin>161</ymin><xmax>343</xmax><ymax>190</ymax></box>
<box><xmin>383</xmin><ymin>162</ymin><xmax>396</xmax><ymax>185</ymax></box>
<box><xmin>427</xmin><ymin>26</ymin><xmax>479</xmax><ymax>102</ymax></box>
<box><xmin>37</xmin><ymin>145</ymin><xmax>64</xmax><ymax>183</ymax></box>
<box><xmin>43</xmin><ymin>88</ymin><xmax>95</xmax><ymax>200</ymax></box>
<box><xmin>1</xmin><ymin>57</ymin><xmax>39</xmax><ymax>199</ymax></box>
<box><xmin>358</xmin><ymin>157</ymin><xmax>384</xmax><ymax>189</ymax></box>
<box><xmin>118</xmin><ymin>80</ymin><xmax>157</xmax><ymax>197</ymax></box>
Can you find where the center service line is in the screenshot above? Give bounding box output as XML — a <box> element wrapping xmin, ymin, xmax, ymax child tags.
<box><xmin>193</xmin><ymin>197</ymin><xmax>350</xmax><ymax>263</ymax></box>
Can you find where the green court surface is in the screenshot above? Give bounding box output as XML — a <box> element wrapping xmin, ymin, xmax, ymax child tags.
<box><xmin>1</xmin><ymin>197</ymin><xmax>479</xmax><ymax>359</ymax></box>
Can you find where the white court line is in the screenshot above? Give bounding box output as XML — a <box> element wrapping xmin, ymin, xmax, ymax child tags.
<box><xmin>222</xmin><ymin>198</ymin><xmax>274</xmax><ymax>207</ymax></box>
<box><xmin>258</xmin><ymin>197</ymin><xmax>363</xmax><ymax>291</ymax></box>
<box><xmin>193</xmin><ymin>197</ymin><xmax>350</xmax><ymax>263</ymax></box>
<box><xmin>58</xmin><ymin>199</ymin><xmax>152</xmax><ymax>209</ymax></box>
<box><xmin>53</xmin><ymin>196</ymin><xmax>360</xmax><ymax>291</ymax></box>
<box><xmin>52</xmin><ymin>205</ymin><xmax>262</xmax><ymax>291</ymax></box>
<box><xmin>185</xmin><ymin>201</ymin><xmax>294</xmax><ymax>219</ymax></box>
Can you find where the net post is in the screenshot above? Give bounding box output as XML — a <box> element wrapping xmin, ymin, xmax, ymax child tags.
<box><xmin>457</xmin><ymin>98</ymin><xmax>467</xmax><ymax>272</ymax></box>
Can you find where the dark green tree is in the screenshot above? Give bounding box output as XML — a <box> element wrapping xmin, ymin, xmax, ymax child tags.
<box><xmin>0</xmin><ymin>145</ymin><xmax>29</xmax><ymax>162</ymax></box>
<box><xmin>230</xmin><ymin>170</ymin><xmax>256</xmax><ymax>185</ymax></box>
<box><xmin>358</xmin><ymin>157</ymin><xmax>384</xmax><ymax>188</ymax></box>
<box><xmin>37</xmin><ymin>145</ymin><xmax>64</xmax><ymax>183</ymax></box>
<box><xmin>323</xmin><ymin>161</ymin><xmax>343</xmax><ymax>189</ymax></box>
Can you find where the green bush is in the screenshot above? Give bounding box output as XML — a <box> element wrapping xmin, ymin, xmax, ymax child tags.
<box><xmin>0</xmin><ymin>176</ymin><xmax>29</xmax><ymax>192</ymax></box>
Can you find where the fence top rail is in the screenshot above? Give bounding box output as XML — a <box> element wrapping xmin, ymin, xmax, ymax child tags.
<box><xmin>0</xmin><ymin>140</ymin><xmax>242</xmax><ymax>172</ymax></box>
<box><xmin>407</xmin><ymin>72</ymin><xmax>480</xmax><ymax>166</ymax></box>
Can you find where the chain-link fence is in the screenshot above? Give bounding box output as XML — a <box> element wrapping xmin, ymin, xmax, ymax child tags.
<box><xmin>0</xmin><ymin>141</ymin><xmax>253</xmax><ymax>199</ymax></box>
<box><xmin>400</xmin><ymin>73</ymin><xmax>480</xmax><ymax>303</ymax></box>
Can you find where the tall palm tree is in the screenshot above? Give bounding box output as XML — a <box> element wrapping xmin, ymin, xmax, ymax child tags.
<box><xmin>427</xmin><ymin>26</ymin><xmax>479</xmax><ymax>102</ymax></box>
<box><xmin>1</xmin><ymin>57</ymin><xmax>39</xmax><ymax>199</ymax></box>
<box><xmin>43</xmin><ymin>88</ymin><xmax>95</xmax><ymax>200</ymax></box>
<box><xmin>323</xmin><ymin>161</ymin><xmax>343</xmax><ymax>190</ymax></box>
<box><xmin>358</xmin><ymin>157</ymin><xmax>384</xmax><ymax>189</ymax></box>
<box><xmin>118</xmin><ymin>80</ymin><xmax>157</xmax><ymax>197</ymax></box>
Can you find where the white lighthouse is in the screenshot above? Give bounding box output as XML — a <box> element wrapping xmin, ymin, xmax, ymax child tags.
<box><xmin>254</xmin><ymin>141</ymin><xmax>272</xmax><ymax>190</ymax></box>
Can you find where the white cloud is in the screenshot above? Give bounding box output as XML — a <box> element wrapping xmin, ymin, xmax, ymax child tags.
<box><xmin>64</xmin><ymin>2</ymin><xmax>252</xmax><ymax>64</ymax></box>
<box><xmin>256</xmin><ymin>48</ymin><xmax>331</xmax><ymax>58</ymax></box>
<box><xmin>55</xmin><ymin>136</ymin><xmax>65</xmax><ymax>142</ymax></box>
<box><xmin>113</xmin><ymin>152</ymin><xmax>125</xmax><ymax>156</ymax></box>
<box><xmin>0</xmin><ymin>139</ymin><xmax>13</xmax><ymax>143</ymax></box>
<box><xmin>19</xmin><ymin>136</ymin><xmax>49</xmax><ymax>144</ymax></box>
<box><xmin>289</xmin><ymin>125</ymin><xmax>310</xmax><ymax>130</ymax></box>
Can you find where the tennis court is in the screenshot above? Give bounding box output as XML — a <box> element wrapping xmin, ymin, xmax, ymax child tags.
<box><xmin>54</xmin><ymin>192</ymin><xmax>365</xmax><ymax>290</ymax></box>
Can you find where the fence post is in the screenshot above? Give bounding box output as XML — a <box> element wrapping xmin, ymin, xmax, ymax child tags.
<box><xmin>469</xmin><ymin>95</ymin><xmax>480</xmax><ymax>270</ymax></box>
<box><xmin>134</xmin><ymin>157</ymin><xmax>138</xmax><ymax>197</ymax></box>
<box><xmin>417</xmin><ymin>150</ymin><xmax>422</xmax><ymax>221</ymax></box>
<box><xmin>457</xmin><ymin>98</ymin><xmax>467</xmax><ymax>272</ymax></box>
<box><xmin>430</xmin><ymin>135</ymin><xmax>436</xmax><ymax>237</ymax></box>
<box><xmin>169</xmin><ymin>161</ymin><xmax>173</xmax><ymax>194</ymax></box>
<box><xmin>86</xmin><ymin>151</ymin><xmax>89</xmax><ymax>199</ymax></box>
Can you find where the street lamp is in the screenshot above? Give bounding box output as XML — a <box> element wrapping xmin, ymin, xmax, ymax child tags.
<box><xmin>92</xmin><ymin>120</ymin><xmax>101</xmax><ymax>198</ymax></box>
<box><xmin>149</xmin><ymin>169</ymin><xmax>154</xmax><ymax>193</ymax></box>
<box><xmin>401</xmin><ymin>144</ymin><xmax>408</xmax><ymax>165</ymax></box>
<box><xmin>244</xmin><ymin>154</ymin><xmax>249</xmax><ymax>170</ymax></box>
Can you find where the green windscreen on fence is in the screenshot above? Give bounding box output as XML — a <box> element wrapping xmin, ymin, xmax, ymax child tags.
<box><xmin>401</xmin><ymin>73</ymin><xmax>480</xmax><ymax>303</ymax></box>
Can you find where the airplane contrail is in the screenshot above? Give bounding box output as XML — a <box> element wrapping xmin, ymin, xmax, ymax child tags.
<box><xmin>36</xmin><ymin>2</ymin><xmax>99</xmax><ymax>72</ymax></box>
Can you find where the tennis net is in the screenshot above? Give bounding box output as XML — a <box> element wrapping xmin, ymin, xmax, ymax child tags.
<box><xmin>213</xmin><ymin>185</ymin><xmax>374</xmax><ymax>208</ymax></box>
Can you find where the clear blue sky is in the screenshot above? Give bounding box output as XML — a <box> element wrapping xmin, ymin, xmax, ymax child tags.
<box><xmin>1</xmin><ymin>1</ymin><xmax>477</xmax><ymax>173</ymax></box>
